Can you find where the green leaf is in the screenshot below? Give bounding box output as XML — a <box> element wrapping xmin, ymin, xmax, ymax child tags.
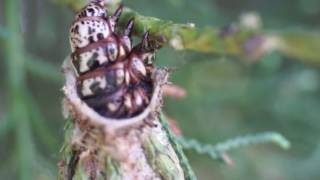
<box><xmin>0</xmin><ymin>114</ymin><xmax>14</xmax><ymax>140</ymax></box>
<box><xmin>0</xmin><ymin>25</ymin><xmax>10</xmax><ymax>39</ymax></box>
<box><xmin>25</xmin><ymin>92</ymin><xmax>59</xmax><ymax>152</ymax></box>
<box><xmin>26</xmin><ymin>54</ymin><xmax>62</xmax><ymax>83</ymax></box>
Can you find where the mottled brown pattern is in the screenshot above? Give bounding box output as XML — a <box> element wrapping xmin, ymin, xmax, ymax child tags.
<box><xmin>70</xmin><ymin>2</ymin><xmax>159</xmax><ymax>119</ymax></box>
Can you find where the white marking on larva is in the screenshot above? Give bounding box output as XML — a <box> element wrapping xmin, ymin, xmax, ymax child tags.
<box><xmin>116</xmin><ymin>69</ymin><xmax>125</xmax><ymax>85</ymax></box>
<box><xmin>124</xmin><ymin>94</ymin><xmax>132</xmax><ymax>109</ymax></box>
<box><xmin>97</xmin><ymin>47</ymin><xmax>108</xmax><ymax>64</ymax></box>
<box><xmin>119</xmin><ymin>46</ymin><xmax>125</xmax><ymax>58</ymax></box>
<box><xmin>96</xmin><ymin>76</ymin><xmax>107</xmax><ymax>89</ymax></box>
<box><xmin>134</xmin><ymin>91</ymin><xmax>143</xmax><ymax>107</ymax></box>
<box><xmin>82</xmin><ymin>78</ymin><xmax>95</xmax><ymax>96</ymax></box>
<box><xmin>78</xmin><ymin>47</ymin><xmax>108</xmax><ymax>73</ymax></box>
<box><xmin>108</xmin><ymin>103</ymin><xmax>118</xmax><ymax>112</ymax></box>
<box><xmin>125</xmin><ymin>71</ymin><xmax>130</xmax><ymax>85</ymax></box>
<box><xmin>79</xmin><ymin>52</ymin><xmax>91</xmax><ymax>73</ymax></box>
<box><xmin>81</xmin><ymin>76</ymin><xmax>107</xmax><ymax>96</ymax></box>
<box><xmin>132</xmin><ymin>57</ymin><xmax>146</xmax><ymax>76</ymax></box>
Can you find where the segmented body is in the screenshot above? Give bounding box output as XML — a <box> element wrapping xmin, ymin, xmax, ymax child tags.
<box><xmin>70</xmin><ymin>0</ymin><xmax>157</xmax><ymax>118</ymax></box>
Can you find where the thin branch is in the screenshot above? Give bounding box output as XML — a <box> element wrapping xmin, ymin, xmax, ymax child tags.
<box><xmin>275</xmin><ymin>31</ymin><xmax>320</xmax><ymax>64</ymax></box>
<box><xmin>119</xmin><ymin>8</ymin><xmax>320</xmax><ymax>63</ymax></box>
<box><xmin>179</xmin><ymin>132</ymin><xmax>290</xmax><ymax>162</ymax></box>
<box><xmin>159</xmin><ymin>113</ymin><xmax>197</xmax><ymax>180</ymax></box>
<box><xmin>52</xmin><ymin>0</ymin><xmax>320</xmax><ymax>64</ymax></box>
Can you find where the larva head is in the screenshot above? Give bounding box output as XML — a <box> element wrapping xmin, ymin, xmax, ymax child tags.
<box><xmin>75</xmin><ymin>0</ymin><xmax>107</xmax><ymax>19</ymax></box>
<box><xmin>70</xmin><ymin>1</ymin><xmax>111</xmax><ymax>52</ymax></box>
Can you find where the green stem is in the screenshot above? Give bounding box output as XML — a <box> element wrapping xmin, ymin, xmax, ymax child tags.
<box><xmin>159</xmin><ymin>113</ymin><xmax>197</xmax><ymax>180</ymax></box>
<box><xmin>4</xmin><ymin>0</ymin><xmax>34</xmax><ymax>180</ymax></box>
<box><xmin>118</xmin><ymin>8</ymin><xmax>320</xmax><ymax>63</ymax></box>
<box><xmin>52</xmin><ymin>0</ymin><xmax>320</xmax><ymax>63</ymax></box>
<box><xmin>275</xmin><ymin>31</ymin><xmax>320</xmax><ymax>64</ymax></box>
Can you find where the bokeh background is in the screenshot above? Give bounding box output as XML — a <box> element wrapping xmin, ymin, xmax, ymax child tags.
<box><xmin>1</xmin><ymin>0</ymin><xmax>320</xmax><ymax>179</ymax></box>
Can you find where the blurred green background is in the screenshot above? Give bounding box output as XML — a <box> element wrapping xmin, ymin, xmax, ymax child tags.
<box><xmin>1</xmin><ymin>0</ymin><xmax>320</xmax><ymax>179</ymax></box>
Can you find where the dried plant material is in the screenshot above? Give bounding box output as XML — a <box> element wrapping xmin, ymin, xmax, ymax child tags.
<box><xmin>60</xmin><ymin>54</ymin><xmax>186</xmax><ymax>179</ymax></box>
<box><xmin>162</xmin><ymin>84</ymin><xmax>187</xmax><ymax>99</ymax></box>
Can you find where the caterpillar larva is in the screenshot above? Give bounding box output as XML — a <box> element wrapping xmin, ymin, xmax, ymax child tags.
<box><xmin>69</xmin><ymin>0</ymin><xmax>158</xmax><ymax>118</ymax></box>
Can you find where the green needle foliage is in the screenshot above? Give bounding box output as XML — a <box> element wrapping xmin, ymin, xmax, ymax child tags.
<box><xmin>3</xmin><ymin>1</ymin><xmax>35</xmax><ymax>179</ymax></box>
<box><xmin>26</xmin><ymin>54</ymin><xmax>63</xmax><ymax>83</ymax></box>
<box><xmin>0</xmin><ymin>114</ymin><xmax>13</xmax><ymax>141</ymax></box>
<box><xmin>159</xmin><ymin>113</ymin><xmax>197</xmax><ymax>180</ymax></box>
<box><xmin>0</xmin><ymin>26</ymin><xmax>10</xmax><ymax>40</ymax></box>
<box><xmin>178</xmin><ymin>132</ymin><xmax>290</xmax><ymax>162</ymax></box>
